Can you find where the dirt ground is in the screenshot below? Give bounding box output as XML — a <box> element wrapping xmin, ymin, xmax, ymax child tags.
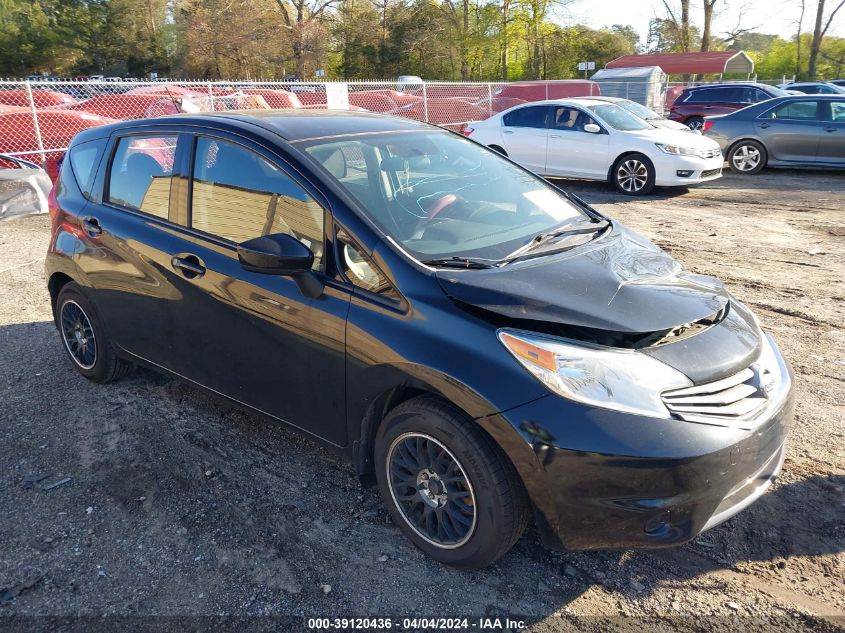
<box><xmin>0</xmin><ymin>169</ymin><xmax>843</xmax><ymax>632</ymax></box>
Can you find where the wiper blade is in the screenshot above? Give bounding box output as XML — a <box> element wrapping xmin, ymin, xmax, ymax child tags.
<box><xmin>500</xmin><ymin>220</ymin><xmax>610</xmax><ymax>264</ymax></box>
<box><xmin>421</xmin><ymin>256</ymin><xmax>497</xmax><ymax>269</ymax></box>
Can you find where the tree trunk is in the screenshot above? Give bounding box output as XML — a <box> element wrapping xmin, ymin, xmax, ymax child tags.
<box><xmin>808</xmin><ymin>0</ymin><xmax>825</xmax><ymax>79</ymax></box>
<box><xmin>796</xmin><ymin>0</ymin><xmax>805</xmax><ymax>79</ymax></box>
<box><xmin>701</xmin><ymin>1</ymin><xmax>715</xmax><ymax>52</ymax></box>
<box><xmin>681</xmin><ymin>0</ymin><xmax>690</xmax><ymax>51</ymax></box>
<box><xmin>501</xmin><ymin>0</ymin><xmax>509</xmax><ymax>81</ymax></box>
<box><xmin>460</xmin><ymin>0</ymin><xmax>469</xmax><ymax>80</ymax></box>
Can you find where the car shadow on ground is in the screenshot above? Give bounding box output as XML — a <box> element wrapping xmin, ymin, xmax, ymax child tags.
<box><xmin>2</xmin><ymin>320</ymin><xmax>843</xmax><ymax>624</ymax></box>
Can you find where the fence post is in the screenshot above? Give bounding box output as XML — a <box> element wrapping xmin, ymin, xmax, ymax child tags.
<box><xmin>487</xmin><ymin>83</ymin><xmax>492</xmax><ymax>117</ymax></box>
<box><xmin>24</xmin><ymin>81</ymin><xmax>46</xmax><ymax>167</ymax></box>
<box><xmin>422</xmin><ymin>83</ymin><xmax>429</xmax><ymax>123</ymax></box>
<box><xmin>207</xmin><ymin>82</ymin><xmax>215</xmax><ymax>112</ymax></box>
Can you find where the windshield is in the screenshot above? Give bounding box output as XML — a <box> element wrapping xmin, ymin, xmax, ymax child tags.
<box><xmin>299</xmin><ymin>131</ymin><xmax>593</xmax><ymax>261</ymax></box>
<box><xmin>615</xmin><ymin>99</ymin><xmax>660</xmax><ymax>120</ymax></box>
<box><xmin>768</xmin><ymin>86</ymin><xmax>790</xmax><ymax>97</ymax></box>
<box><xmin>588</xmin><ymin>104</ymin><xmax>651</xmax><ymax>131</ymax></box>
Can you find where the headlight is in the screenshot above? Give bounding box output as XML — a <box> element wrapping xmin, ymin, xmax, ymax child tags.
<box><xmin>655</xmin><ymin>143</ymin><xmax>699</xmax><ymax>156</ymax></box>
<box><xmin>498</xmin><ymin>329</ymin><xmax>692</xmax><ymax>418</ymax></box>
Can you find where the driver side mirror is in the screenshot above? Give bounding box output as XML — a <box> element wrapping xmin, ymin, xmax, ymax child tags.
<box><xmin>583</xmin><ymin>123</ymin><xmax>601</xmax><ymax>134</ymax></box>
<box><xmin>237</xmin><ymin>233</ymin><xmax>323</xmax><ymax>298</ymax></box>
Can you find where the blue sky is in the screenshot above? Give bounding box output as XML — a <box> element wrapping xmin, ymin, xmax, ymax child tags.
<box><xmin>567</xmin><ymin>0</ymin><xmax>845</xmax><ymax>46</ymax></box>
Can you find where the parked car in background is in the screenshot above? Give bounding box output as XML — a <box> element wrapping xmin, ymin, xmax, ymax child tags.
<box><xmin>466</xmin><ymin>98</ymin><xmax>722</xmax><ymax>194</ymax></box>
<box><xmin>776</xmin><ymin>82</ymin><xmax>845</xmax><ymax>95</ymax></box>
<box><xmin>829</xmin><ymin>79</ymin><xmax>845</xmax><ymax>87</ymax></box>
<box><xmin>573</xmin><ymin>96</ymin><xmax>693</xmax><ymax>132</ymax></box>
<box><xmin>703</xmin><ymin>95</ymin><xmax>845</xmax><ymax>173</ymax></box>
<box><xmin>668</xmin><ymin>83</ymin><xmax>790</xmax><ymax>131</ymax></box>
<box><xmin>47</xmin><ymin>110</ymin><xmax>791</xmax><ymax>569</ymax></box>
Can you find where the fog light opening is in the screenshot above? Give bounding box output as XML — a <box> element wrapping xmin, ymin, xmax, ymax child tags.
<box><xmin>676</xmin><ymin>170</ymin><xmax>694</xmax><ymax>178</ymax></box>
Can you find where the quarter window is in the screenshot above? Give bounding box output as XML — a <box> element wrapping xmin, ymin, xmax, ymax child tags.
<box><xmin>502</xmin><ymin>106</ymin><xmax>550</xmax><ymax>129</ymax></box>
<box><xmin>337</xmin><ymin>235</ymin><xmax>400</xmax><ymax>300</ymax></box>
<box><xmin>108</xmin><ymin>135</ymin><xmax>177</xmax><ymax>218</ymax></box>
<box><xmin>68</xmin><ymin>138</ymin><xmax>106</xmax><ymax>198</ymax></box>
<box><xmin>190</xmin><ymin>137</ymin><xmax>324</xmax><ymax>269</ymax></box>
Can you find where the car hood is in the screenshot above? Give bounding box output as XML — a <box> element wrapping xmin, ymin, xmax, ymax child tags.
<box><xmin>629</xmin><ymin>127</ymin><xmax>721</xmax><ymax>149</ymax></box>
<box><xmin>650</xmin><ymin>118</ymin><xmax>694</xmax><ymax>132</ymax></box>
<box><xmin>436</xmin><ymin>224</ymin><xmax>730</xmax><ymax>335</ymax></box>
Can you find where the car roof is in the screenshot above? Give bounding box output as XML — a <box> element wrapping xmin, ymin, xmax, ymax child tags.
<box><xmin>511</xmin><ymin>98</ymin><xmax>611</xmax><ymax>107</ymax></box>
<box><xmin>685</xmin><ymin>83</ymin><xmax>770</xmax><ymax>91</ymax></box>
<box><xmin>571</xmin><ymin>96</ymin><xmax>624</xmax><ymax>103</ymax></box>
<box><xmin>72</xmin><ymin>109</ymin><xmax>432</xmax><ymax>145</ymax></box>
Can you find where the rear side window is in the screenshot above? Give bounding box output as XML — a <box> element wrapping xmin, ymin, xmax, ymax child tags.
<box><xmin>831</xmin><ymin>102</ymin><xmax>845</xmax><ymax>121</ymax></box>
<box><xmin>503</xmin><ymin>106</ymin><xmax>550</xmax><ymax>129</ymax></box>
<box><xmin>764</xmin><ymin>101</ymin><xmax>819</xmax><ymax>120</ymax></box>
<box><xmin>190</xmin><ymin>137</ymin><xmax>325</xmax><ymax>269</ymax></box>
<box><xmin>108</xmin><ymin>135</ymin><xmax>177</xmax><ymax>218</ymax></box>
<box><xmin>684</xmin><ymin>88</ymin><xmax>714</xmax><ymax>103</ymax></box>
<box><xmin>67</xmin><ymin>139</ymin><xmax>106</xmax><ymax>198</ymax></box>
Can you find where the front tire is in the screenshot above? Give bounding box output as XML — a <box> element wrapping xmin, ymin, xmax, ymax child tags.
<box><xmin>56</xmin><ymin>283</ymin><xmax>132</xmax><ymax>383</ymax></box>
<box><xmin>612</xmin><ymin>153</ymin><xmax>655</xmax><ymax>195</ymax></box>
<box><xmin>374</xmin><ymin>396</ymin><xmax>529</xmax><ymax>570</ymax></box>
<box><xmin>727</xmin><ymin>140</ymin><xmax>767</xmax><ymax>174</ymax></box>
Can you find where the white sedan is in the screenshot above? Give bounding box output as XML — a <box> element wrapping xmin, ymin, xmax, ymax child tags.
<box><xmin>465</xmin><ymin>98</ymin><xmax>724</xmax><ymax>195</ymax></box>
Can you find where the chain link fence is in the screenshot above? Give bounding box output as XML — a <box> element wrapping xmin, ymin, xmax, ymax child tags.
<box><xmin>0</xmin><ymin>79</ymin><xmax>609</xmax><ymax>179</ymax></box>
<box><xmin>1</xmin><ymin>77</ymin><xmax>778</xmax><ymax>180</ymax></box>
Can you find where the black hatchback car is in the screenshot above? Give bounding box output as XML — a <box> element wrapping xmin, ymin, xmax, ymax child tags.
<box><xmin>47</xmin><ymin>111</ymin><xmax>793</xmax><ymax>569</ymax></box>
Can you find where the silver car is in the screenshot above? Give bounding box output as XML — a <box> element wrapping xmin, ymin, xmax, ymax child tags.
<box><xmin>574</xmin><ymin>96</ymin><xmax>694</xmax><ymax>132</ymax></box>
<box><xmin>703</xmin><ymin>95</ymin><xmax>845</xmax><ymax>173</ymax></box>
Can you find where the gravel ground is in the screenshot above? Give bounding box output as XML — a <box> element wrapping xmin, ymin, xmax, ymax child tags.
<box><xmin>0</xmin><ymin>169</ymin><xmax>843</xmax><ymax>632</ymax></box>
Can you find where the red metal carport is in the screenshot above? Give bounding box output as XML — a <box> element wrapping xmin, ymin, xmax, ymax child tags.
<box><xmin>605</xmin><ymin>51</ymin><xmax>754</xmax><ymax>78</ymax></box>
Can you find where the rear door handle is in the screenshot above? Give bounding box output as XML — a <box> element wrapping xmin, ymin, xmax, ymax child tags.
<box><xmin>81</xmin><ymin>216</ymin><xmax>102</xmax><ymax>236</ymax></box>
<box><xmin>171</xmin><ymin>254</ymin><xmax>206</xmax><ymax>278</ymax></box>
<box><xmin>549</xmin><ymin>134</ymin><xmax>561</xmax><ymax>139</ymax></box>
<box><xmin>503</xmin><ymin>129</ymin><xmax>514</xmax><ymax>134</ymax></box>
<box><xmin>824</xmin><ymin>127</ymin><xmax>836</xmax><ymax>132</ymax></box>
<box><xmin>759</xmin><ymin>122</ymin><xmax>770</xmax><ymax>128</ymax></box>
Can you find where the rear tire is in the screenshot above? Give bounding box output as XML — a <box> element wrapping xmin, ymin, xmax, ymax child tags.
<box><xmin>727</xmin><ymin>140</ymin><xmax>767</xmax><ymax>174</ymax></box>
<box><xmin>611</xmin><ymin>153</ymin><xmax>656</xmax><ymax>195</ymax></box>
<box><xmin>56</xmin><ymin>283</ymin><xmax>132</xmax><ymax>383</ymax></box>
<box><xmin>374</xmin><ymin>395</ymin><xmax>529</xmax><ymax>570</ymax></box>
<box><xmin>686</xmin><ymin>116</ymin><xmax>705</xmax><ymax>131</ymax></box>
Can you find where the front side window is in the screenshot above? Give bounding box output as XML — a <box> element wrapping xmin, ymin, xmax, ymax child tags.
<box><xmin>108</xmin><ymin>135</ymin><xmax>177</xmax><ymax>218</ymax></box>
<box><xmin>588</xmin><ymin>104</ymin><xmax>649</xmax><ymax>131</ymax></box>
<box><xmin>300</xmin><ymin>130</ymin><xmax>594</xmax><ymax>262</ymax></box>
<box><xmin>190</xmin><ymin>137</ymin><xmax>324</xmax><ymax>269</ymax></box>
<box><xmin>764</xmin><ymin>101</ymin><xmax>819</xmax><ymax>121</ymax></box>
<box><xmin>552</xmin><ymin>107</ymin><xmax>593</xmax><ymax>131</ymax></box>
<box><xmin>502</xmin><ymin>106</ymin><xmax>550</xmax><ymax>129</ymax></box>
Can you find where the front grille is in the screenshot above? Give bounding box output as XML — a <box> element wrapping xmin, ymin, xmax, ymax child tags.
<box><xmin>662</xmin><ymin>366</ymin><xmax>770</xmax><ymax>429</ymax></box>
<box><xmin>701</xmin><ymin>167</ymin><xmax>722</xmax><ymax>178</ymax></box>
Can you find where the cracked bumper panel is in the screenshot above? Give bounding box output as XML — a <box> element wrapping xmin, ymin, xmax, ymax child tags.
<box><xmin>495</xmin><ymin>377</ymin><xmax>793</xmax><ymax>551</ymax></box>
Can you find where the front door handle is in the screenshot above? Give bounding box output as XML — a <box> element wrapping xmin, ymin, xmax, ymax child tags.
<box><xmin>703</xmin><ymin>105</ymin><xmax>714</xmax><ymax>109</ymax></box>
<box><xmin>824</xmin><ymin>127</ymin><xmax>836</xmax><ymax>132</ymax></box>
<box><xmin>171</xmin><ymin>254</ymin><xmax>206</xmax><ymax>279</ymax></box>
<box><xmin>503</xmin><ymin>129</ymin><xmax>514</xmax><ymax>134</ymax></box>
<box><xmin>81</xmin><ymin>216</ymin><xmax>102</xmax><ymax>236</ymax></box>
